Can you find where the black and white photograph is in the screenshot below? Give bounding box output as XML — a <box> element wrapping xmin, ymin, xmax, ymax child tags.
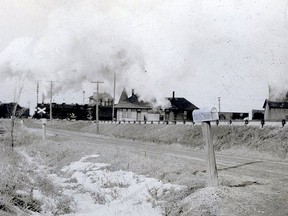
<box><xmin>0</xmin><ymin>0</ymin><xmax>288</xmax><ymax>215</ymax></box>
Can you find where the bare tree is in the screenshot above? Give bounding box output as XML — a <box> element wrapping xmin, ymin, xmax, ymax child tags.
<box><xmin>10</xmin><ymin>92</ymin><xmax>23</xmax><ymax>148</ymax></box>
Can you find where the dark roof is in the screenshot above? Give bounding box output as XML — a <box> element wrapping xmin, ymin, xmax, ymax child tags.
<box><xmin>166</xmin><ymin>97</ymin><xmax>198</xmax><ymax>110</ymax></box>
<box><xmin>115</xmin><ymin>101</ymin><xmax>151</xmax><ymax>109</ymax></box>
<box><xmin>115</xmin><ymin>89</ymin><xmax>151</xmax><ymax>109</ymax></box>
<box><xmin>118</xmin><ymin>88</ymin><xmax>128</xmax><ymax>103</ymax></box>
<box><xmin>263</xmin><ymin>100</ymin><xmax>288</xmax><ymax>109</ymax></box>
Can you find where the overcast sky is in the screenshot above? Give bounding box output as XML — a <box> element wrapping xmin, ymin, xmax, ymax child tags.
<box><xmin>0</xmin><ymin>0</ymin><xmax>288</xmax><ymax>112</ymax></box>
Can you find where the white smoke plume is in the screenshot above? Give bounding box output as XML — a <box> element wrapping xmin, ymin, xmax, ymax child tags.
<box><xmin>0</xmin><ymin>0</ymin><xmax>188</xmax><ymax>106</ymax></box>
<box><xmin>269</xmin><ymin>84</ymin><xmax>288</xmax><ymax>101</ymax></box>
<box><xmin>0</xmin><ymin>1</ymin><xmax>167</xmax><ymax>104</ymax></box>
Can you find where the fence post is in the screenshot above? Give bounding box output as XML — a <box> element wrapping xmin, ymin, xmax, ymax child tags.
<box><xmin>282</xmin><ymin>119</ymin><xmax>286</xmax><ymax>127</ymax></box>
<box><xmin>261</xmin><ymin>119</ymin><xmax>265</xmax><ymax>128</ymax></box>
<box><xmin>41</xmin><ymin>118</ymin><xmax>47</xmax><ymax>140</ymax></box>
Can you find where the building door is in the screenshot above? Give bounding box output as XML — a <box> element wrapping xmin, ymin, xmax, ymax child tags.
<box><xmin>169</xmin><ymin>112</ymin><xmax>174</xmax><ymax>121</ymax></box>
<box><xmin>136</xmin><ymin>110</ymin><xmax>141</xmax><ymax>121</ymax></box>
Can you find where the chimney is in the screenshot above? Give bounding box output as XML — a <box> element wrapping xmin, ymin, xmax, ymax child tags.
<box><xmin>172</xmin><ymin>91</ymin><xmax>175</xmax><ymax>99</ymax></box>
<box><xmin>132</xmin><ymin>89</ymin><xmax>135</xmax><ymax>96</ymax></box>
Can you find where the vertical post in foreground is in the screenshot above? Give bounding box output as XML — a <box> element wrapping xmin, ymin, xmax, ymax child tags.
<box><xmin>42</xmin><ymin>119</ymin><xmax>47</xmax><ymax>140</ymax></box>
<box><xmin>202</xmin><ymin>121</ymin><xmax>218</xmax><ymax>187</ymax></box>
<box><xmin>193</xmin><ymin>107</ymin><xmax>219</xmax><ymax>187</ymax></box>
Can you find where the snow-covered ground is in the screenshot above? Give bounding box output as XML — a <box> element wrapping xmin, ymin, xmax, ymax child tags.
<box><xmin>28</xmin><ymin>153</ymin><xmax>183</xmax><ymax>216</ymax></box>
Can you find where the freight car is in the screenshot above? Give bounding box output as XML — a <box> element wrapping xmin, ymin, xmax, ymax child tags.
<box><xmin>0</xmin><ymin>102</ymin><xmax>30</xmax><ymax>118</ymax></box>
<box><xmin>33</xmin><ymin>103</ymin><xmax>113</xmax><ymax>121</ymax></box>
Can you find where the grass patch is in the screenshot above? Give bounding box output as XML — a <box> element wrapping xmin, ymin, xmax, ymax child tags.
<box><xmin>0</xmin><ymin>119</ymin><xmax>75</xmax><ymax>215</ymax></box>
<box><xmin>40</xmin><ymin>119</ymin><xmax>288</xmax><ymax>158</ymax></box>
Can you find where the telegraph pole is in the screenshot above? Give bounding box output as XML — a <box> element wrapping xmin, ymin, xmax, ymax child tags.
<box><xmin>49</xmin><ymin>81</ymin><xmax>53</xmax><ymax>121</ymax></box>
<box><xmin>82</xmin><ymin>91</ymin><xmax>85</xmax><ymax>103</ymax></box>
<box><xmin>112</xmin><ymin>73</ymin><xmax>116</xmax><ymax>121</ymax></box>
<box><xmin>47</xmin><ymin>81</ymin><xmax>56</xmax><ymax>121</ymax></box>
<box><xmin>36</xmin><ymin>80</ymin><xmax>42</xmax><ymax>107</ymax></box>
<box><xmin>28</xmin><ymin>101</ymin><xmax>31</xmax><ymax>117</ymax></box>
<box><xmin>218</xmin><ymin>97</ymin><xmax>221</xmax><ymax>112</ymax></box>
<box><xmin>91</xmin><ymin>81</ymin><xmax>104</xmax><ymax>134</ymax></box>
<box><xmin>36</xmin><ymin>81</ymin><xmax>40</xmax><ymax>106</ymax></box>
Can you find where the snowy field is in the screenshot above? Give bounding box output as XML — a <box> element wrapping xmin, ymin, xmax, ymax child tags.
<box><xmin>32</xmin><ymin>154</ymin><xmax>183</xmax><ymax>216</ymax></box>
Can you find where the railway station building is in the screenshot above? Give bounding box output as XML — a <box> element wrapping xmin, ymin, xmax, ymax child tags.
<box><xmin>263</xmin><ymin>99</ymin><xmax>288</xmax><ymax>121</ymax></box>
<box><xmin>115</xmin><ymin>88</ymin><xmax>160</xmax><ymax>122</ymax></box>
<box><xmin>164</xmin><ymin>91</ymin><xmax>198</xmax><ymax>122</ymax></box>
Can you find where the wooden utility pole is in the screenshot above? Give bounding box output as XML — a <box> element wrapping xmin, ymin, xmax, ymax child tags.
<box><xmin>218</xmin><ymin>97</ymin><xmax>221</xmax><ymax>113</ymax></box>
<box><xmin>202</xmin><ymin>121</ymin><xmax>218</xmax><ymax>187</ymax></box>
<box><xmin>82</xmin><ymin>91</ymin><xmax>85</xmax><ymax>103</ymax></box>
<box><xmin>36</xmin><ymin>81</ymin><xmax>40</xmax><ymax>106</ymax></box>
<box><xmin>47</xmin><ymin>81</ymin><xmax>56</xmax><ymax>122</ymax></box>
<box><xmin>91</xmin><ymin>81</ymin><xmax>104</xmax><ymax>134</ymax></box>
<box><xmin>49</xmin><ymin>81</ymin><xmax>52</xmax><ymax>121</ymax></box>
<box><xmin>112</xmin><ymin>73</ymin><xmax>116</xmax><ymax>121</ymax></box>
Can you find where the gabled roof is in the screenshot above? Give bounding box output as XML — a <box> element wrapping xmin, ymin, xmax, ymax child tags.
<box><xmin>118</xmin><ymin>88</ymin><xmax>128</xmax><ymax>103</ymax></box>
<box><xmin>263</xmin><ymin>99</ymin><xmax>288</xmax><ymax>109</ymax></box>
<box><xmin>115</xmin><ymin>88</ymin><xmax>151</xmax><ymax>109</ymax></box>
<box><xmin>166</xmin><ymin>97</ymin><xmax>198</xmax><ymax>111</ymax></box>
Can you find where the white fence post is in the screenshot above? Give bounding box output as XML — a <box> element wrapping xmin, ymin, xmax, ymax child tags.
<box><xmin>41</xmin><ymin>118</ymin><xmax>47</xmax><ymax>140</ymax></box>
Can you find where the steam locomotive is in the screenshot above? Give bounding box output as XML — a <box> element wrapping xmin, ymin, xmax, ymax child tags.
<box><xmin>33</xmin><ymin>103</ymin><xmax>113</xmax><ymax>121</ymax></box>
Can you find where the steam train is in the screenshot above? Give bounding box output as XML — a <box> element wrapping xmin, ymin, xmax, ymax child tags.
<box><xmin>33</xmin><ymin>103</ymin><xmax>113</xmax><ymax>121</ymax></box>
<box><xmin>0</xmin><ymin>103</ymin><xmax>30</xmax><ymax>118</ymax></box>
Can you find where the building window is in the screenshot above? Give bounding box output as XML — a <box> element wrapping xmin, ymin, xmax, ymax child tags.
<box><xmin>136</xmin><ymin>110</ymin><xmax>141</xmax><ymax>121</ymax></box>
<box><xmin>184</xmin><ymin>111</ymin><xmax>187</xmax><ymax>120</ymax></box>
<box><xmin>122</xmin><ymin>109</ymin><xmax>127</xmax><ymax>118</ymax></box>
<box><xmin>127</xmin><ymin>109</ymin><xmax>132</xmax><ymax>118</ymax></box>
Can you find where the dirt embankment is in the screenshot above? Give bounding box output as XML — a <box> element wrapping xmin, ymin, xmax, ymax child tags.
<box><xmin>43</xmin><ymin>121</ymin><xmax>288</xmax><ymax>158</ymax></box>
